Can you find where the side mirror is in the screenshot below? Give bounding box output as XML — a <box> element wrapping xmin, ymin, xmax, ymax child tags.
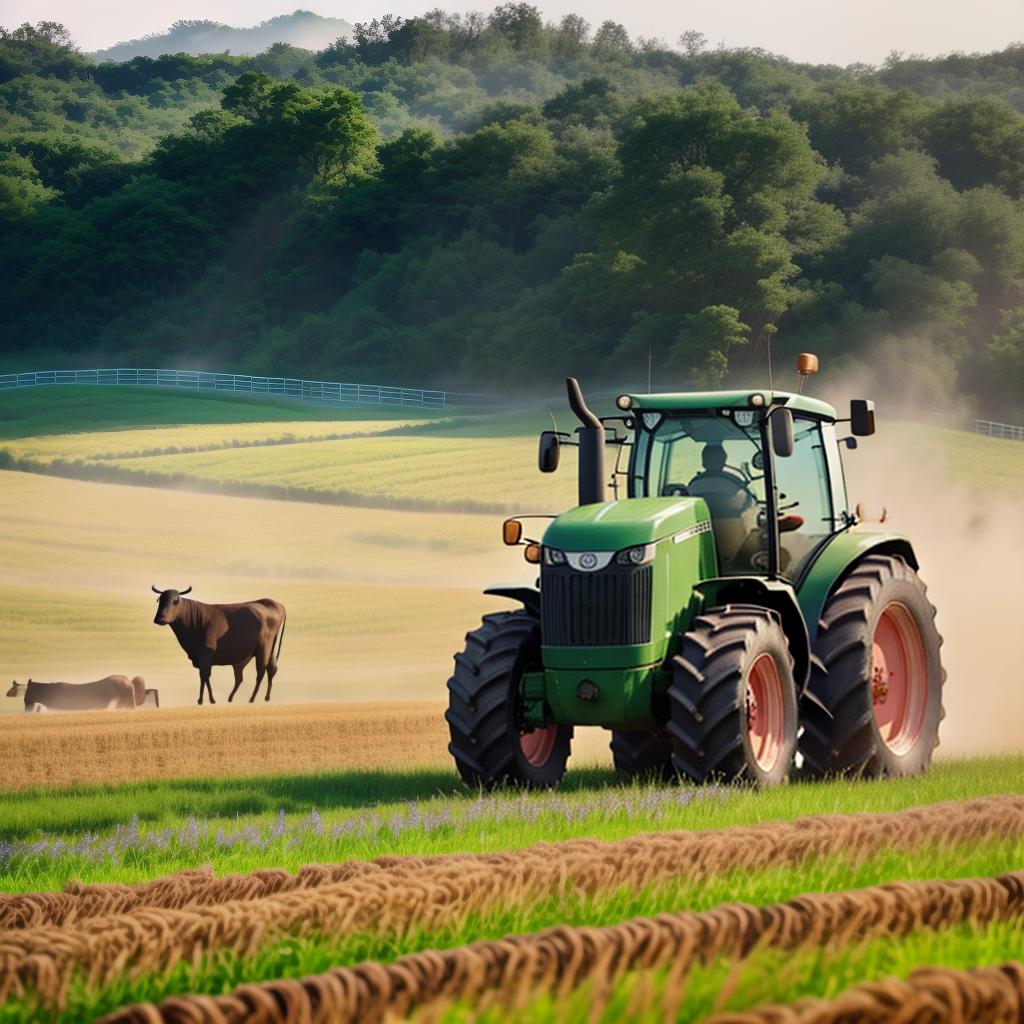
<box><xmin>770</xmin><ymin>407</ymin><xmax>794</xmax><ymax>458</ymax></box>
<box><xmin>851</xmin><ymin>399</ymin><xmax>876</xmax><ymax>436</ymax></box>
<box><xmin>538</xmin><ymin>431</ymin><xmax>561</xmax><ymax>473</ymax></box>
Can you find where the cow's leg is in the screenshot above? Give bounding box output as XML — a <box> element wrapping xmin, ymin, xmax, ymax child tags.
<box><xmin>227</xmin><ymin>657</ymin><xmax>251</xmax><ymax>703</ymax></box>
<box><xmin>249</xmin><ymin>650</ymin><xmax>267</xmax><ymax>703</ymax></box>
<box><xmin>265</xmin><ymin>647</ymin><xmax>278</xmax><ymax>702</ymax></box>
<box><xmin>198</xmin><ymin>652</ymin><xmax>215</xmax><ymax>705</ymax></box>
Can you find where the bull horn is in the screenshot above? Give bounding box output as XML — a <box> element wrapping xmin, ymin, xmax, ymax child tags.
<box><xmin>152</xmin><ymin>585</ymin><xmax>162</xmax><ymax>594</ymax></box>
<box><xmin>180</xmin><ymin>586</ymin><xmax>192</xmax><ymax>595</ymax></box>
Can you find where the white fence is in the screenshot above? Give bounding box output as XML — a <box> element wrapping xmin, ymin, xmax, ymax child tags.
<box><xmin>0</xmin><ymin>368</ymin><xmax>506</xmax><ymax>409</ymax></box>
<box><xmin>918</xmin><ymin>410</ymin><xmax>1024</xmax><ymax>442</ymax></box>
<box><xmin>975</xmin><ymin>419</ymin><xmax>1024</xmax><ymax>442</ymax></box>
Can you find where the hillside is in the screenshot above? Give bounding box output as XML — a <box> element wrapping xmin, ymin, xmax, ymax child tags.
<box><xmin>92</xmin><ymin>11</ymin><xmax>354</xmax><ymax>62</ymax></box>
<box><xmin>3</xmin><ymin>12</ymin><xmax>1024</xmax><ymax>414</ymax></box>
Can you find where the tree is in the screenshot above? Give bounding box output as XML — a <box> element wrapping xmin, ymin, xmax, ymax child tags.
<box><xmin>679</xmin><ymin>30</ymin><xmax>707</xmax><ymax>57</ymax></box>
<box><xmin>670</xmin><ymin>305</ymin><xmax>750</xmax><ymax>385</ymax></box>
<box><xmin>593</xmin><ymin>21</ymin><xmax>632</xmax><ymax>56</ymax></box>
<box><xmin>920</xmin><ymin>97</ymin><xmax>1024</xmax><ymax>196</ymax></box>
<box><xmin>488</xmin><ymin>4</ymin><xmax>545</xmax><ymax>52</ymax></box>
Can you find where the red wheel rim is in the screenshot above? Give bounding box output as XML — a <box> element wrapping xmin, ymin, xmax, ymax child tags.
<box><xmin>871</xmin><ymin>601</ymin><xmax>927</xmax><ymax>755</ymax></box>
<box><xmin>746</xmin><ymin>653</ymin><xmax>785</xmax><ymax>773</ymax></box>
<box><xmin>520</xmin><ymin>725</ymin><xmax>557</xmax><ymax>767</ymax></box>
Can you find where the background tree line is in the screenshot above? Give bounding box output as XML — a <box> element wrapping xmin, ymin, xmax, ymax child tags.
<box><xmin>3</xmin><ymin>10</ymin><xmax>1024</xmax><ymax>413</ymax></box>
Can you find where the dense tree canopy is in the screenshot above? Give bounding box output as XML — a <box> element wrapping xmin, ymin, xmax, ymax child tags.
<box><xmin>4</xmin><ymin>10</ymin><xmax>1024</xmax><ymax>413</ymax></box>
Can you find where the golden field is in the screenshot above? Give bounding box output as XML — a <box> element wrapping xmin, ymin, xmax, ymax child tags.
<box><xmin>0</xmin><ymin>418</ymin><xmax>429</xmax><ymax>461</ymax></box>
<box><xmin>0</xmin><ymin>469</ymin><xmax>534</xmax><ymax>711</ymax></box>
<box><xmin>0</xmin><ymin>702</ymin><xmax>450</xmax><ymax>790</ymax></box>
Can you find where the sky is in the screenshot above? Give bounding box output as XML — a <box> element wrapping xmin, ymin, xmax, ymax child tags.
<box><xmin>5</xmin><ymin>0</ymin><xmax>1023</xmax><ymax>66</ymax></box>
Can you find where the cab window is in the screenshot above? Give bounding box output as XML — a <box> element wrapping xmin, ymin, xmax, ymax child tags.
<box><xmin>773</xmin><ymin>416</ymin><xmax>835</xmax><ymax>580</ymax></box>
<box><xmin>636</xmin><ymin>413</ymin><xmax>770</xmax><ymax>575</ymax></box>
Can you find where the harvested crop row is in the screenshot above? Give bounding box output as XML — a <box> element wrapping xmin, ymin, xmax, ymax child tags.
<box><xmin>706</xmin><ymin>961</ymin><xmax>1024</xmax><ymax>1024</ymax></box>
<box><xmin>6</xmin><ymin>793</ymin><xmax>1024</xmax><ymax>931</ymax></box>
<box><xmin>7</xmin><ymin>796</ymin><xmax>1024</xmax><ymax>1008</ymax></box>
<box><xmin>100</xmin><ymin>872</ymin><xmax>1024</xmax><ymax>1024</ymax></box>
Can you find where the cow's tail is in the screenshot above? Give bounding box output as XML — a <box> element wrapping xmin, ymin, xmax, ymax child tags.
<box><xmin>274</xmin><ymin>612</ymin><xmax>286</xmax><ymax>664</ymax></box>
<box><xmin>131</xmin><ymin>676</ymin><xmax>146</xmax><ymax>707</ymax></box>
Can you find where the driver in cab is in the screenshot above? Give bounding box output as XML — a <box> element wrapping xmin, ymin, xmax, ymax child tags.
<box><xmin>684</xmin><ymin>443</ymin><xmax>759</xmax><ymax>571</ymax></box>
<box><xmin>686</xmin><ymin>443</ymin><xmax>756</xmax><ymax>519</ymax></box>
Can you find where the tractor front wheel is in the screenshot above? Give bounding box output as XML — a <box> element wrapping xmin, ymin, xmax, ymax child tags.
<box><xmin>668</xmin><ymin>606</ymin><xmax>798</xmax><ymax>786</ymax></box>
<box><xmin>446</xmin><ymin>611</ymin><xmax>571</xmax><ymax>789</ymax></box>
<box><xmin>800</xmin><ymin>555</ymin><xmax>944</xmax><ymax>778</ymax></box>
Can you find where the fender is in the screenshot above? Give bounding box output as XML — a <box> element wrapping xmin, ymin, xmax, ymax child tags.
<box><xmin>484</xmin><ymin>585</ymin><xmax>540</xmax><ymax>617</ymax></box>
<box><xmin>692</xmin><ymin>576</ymin><xmax>810</xmax><ymax>691</ymax></box>
<box><xmin>796</xmin><ymin>530</ymin><xmax>917</xmax><ymax>644</ymax></box>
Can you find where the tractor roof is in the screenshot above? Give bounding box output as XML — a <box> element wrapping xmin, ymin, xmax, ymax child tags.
<box><xmin>626</xmin><ymin>389</ymin><xmax>837</xmax><ymax>421</ymax></box>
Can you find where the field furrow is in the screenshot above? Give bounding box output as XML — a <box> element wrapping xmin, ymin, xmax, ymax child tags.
<box><xmin>5</xmin><ymin>793</ymin><xmax>1024</xmax><ymax>929</ymax></box>
<box><xmin>5</xmin><ymin>796</ymin><xmax>1024</xmax><ymax>1008</ymax></box>
<box><xmin>98</xmin><ymin>872</ymin><xmax>1024</xmax><ymax>1024</ymax></box>
<box><xmin>705</xmin><ymin>961</ymin><xmax>1024</xmax><ymax>1024</ymax></box>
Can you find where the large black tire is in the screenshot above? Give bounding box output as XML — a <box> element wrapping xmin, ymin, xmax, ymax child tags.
<box><xmin>446</xmin><ymin>611</ymin><xmax>571</xmax><ymax>789</ymax></box>
<box><xmin>800</xmin><ymin>554</ymin><xmax>944</xmax><ymax>778</ymax></box>
<box><xmin>610</xmin><ymin>729</ymin><xmax>674</xmax><ymax>781</ymax></box>
<box><xmin>668</xmin><ymin>606</ymin><xmax>798</xmax><ymax>786</ymax></box>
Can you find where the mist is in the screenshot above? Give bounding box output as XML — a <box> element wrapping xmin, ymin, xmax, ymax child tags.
<box><xmin>823</xmin><ymin>366</ymin><xmax>1024</xmax><ymax>758</ymax></box>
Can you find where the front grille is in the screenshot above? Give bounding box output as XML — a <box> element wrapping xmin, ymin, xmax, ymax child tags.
<box><xmin>541</xmin><ymin>563</ymin><xmax>653</xmax><ymax>646</ymax></box>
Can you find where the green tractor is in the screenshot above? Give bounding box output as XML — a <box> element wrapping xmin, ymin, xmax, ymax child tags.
<box><xmin>446</xmin><ymin>362</ymin><xmax>944</xmax><ymax>787</ymax></box>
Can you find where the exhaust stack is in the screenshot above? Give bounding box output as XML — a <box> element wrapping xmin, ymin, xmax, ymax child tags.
<box><xmin>566</xmin><ymin>377</ymin><xmax>606</xmax><ymax>506</ymax></box>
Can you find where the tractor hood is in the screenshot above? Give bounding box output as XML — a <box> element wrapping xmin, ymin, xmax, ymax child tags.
<box><xmin>542</xmin><ymin>498</ymin><xmax>709</xmax><ymax>552</ymax></box>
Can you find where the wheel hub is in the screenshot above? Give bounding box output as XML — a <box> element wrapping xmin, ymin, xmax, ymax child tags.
<box><xmin>870</xmin><ymin>602</ymin><xmax>927</xmax><ymax>756</ymax></box>
<box><xmin>745</xmin><ymin>653</ymin><xmax>784</xmax><ymax>773</ymax></box>
<box><xmin>519</xmin><ymin>725</ymin><xmax>557</xmax><ymax>767</ymax></box>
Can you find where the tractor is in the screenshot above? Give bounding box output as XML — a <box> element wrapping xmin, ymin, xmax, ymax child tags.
<box><xmin>445</xmin><ymin>359</ymin><xmax>944</xmax><ymax>787</ymax></box>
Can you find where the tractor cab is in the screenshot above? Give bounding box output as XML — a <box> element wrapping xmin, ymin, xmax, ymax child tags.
<box><xmin>623</xmin><ymin>390</ymin><xmax>855</xmax><ymax>583</ymax></box>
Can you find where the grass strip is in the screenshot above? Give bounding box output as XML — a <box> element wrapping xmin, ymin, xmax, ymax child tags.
<box><xmin>5</xmin><ymin>796</ymin><xmax>1024</xmax><ymax>1011</ymax></box>
<box><xmin>7</xmin><ymin>756</ymin><xmax>1024</xmax><ymax>892</ymax></box>
<box><xmin>7</xmin><ymin>832</ymin><xmax>1022</xmax><ymax>1022</ymax></box>
<box><xmin>95</xmin><ymin>870</ymin><xmax>1024</xmax><ymax>1023</ymax></box>
<box><xmin>704</xmin><ymin>958</ymin><xmax>1024</xmax><ymax>1024</ymax></box>
<box><xmin>447</xmin><ymin>923</ymin><xmax>1024</xmax><ymax>1023</ymax></box>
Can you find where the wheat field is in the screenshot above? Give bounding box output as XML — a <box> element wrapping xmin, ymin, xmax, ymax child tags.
<box><xmin>0</xmin><ymin>702</ymin><xmax>451</xmax><ymax>790</ymax></box>
<box><xmin>0</xmin><ymin>469</ymin><xmax>535</xmax><ymax>712</ymax></box>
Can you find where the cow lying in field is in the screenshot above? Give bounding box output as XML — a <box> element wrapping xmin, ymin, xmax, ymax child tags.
<box><xmin>152</xmin><ymin>586</ymin><xmax>286</xmax><ymax>705</ymax></box>
<box><xmin>7</xmin><ymin>675</ymin><xmax>148</xmax><ymax>711</ymax></box>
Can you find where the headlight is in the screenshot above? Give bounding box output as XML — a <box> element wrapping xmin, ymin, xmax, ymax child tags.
<box><xmin>544</xmin><ymin>547</ymin><xmax>567</xmax><ymax>565</ymax></box>
<box><xmin>615</xmin><ymin>543</ymin><xmax>655</xmax><ymax>566</ymax></box>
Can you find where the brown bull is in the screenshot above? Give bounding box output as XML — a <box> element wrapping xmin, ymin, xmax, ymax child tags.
<box><xmin>152</xmin><ymin>586</ymin><xmax>286</xmax><ymax>705</ymax></box>
<box><xmin>6</xmin><ymin>675</ymin><xmax>146</xmax><ymax>711</ymax></box>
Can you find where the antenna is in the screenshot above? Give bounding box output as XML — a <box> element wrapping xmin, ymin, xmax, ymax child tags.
<box><xmin>647</xmin><ymin>344</ymin><xmax>653</xmax><ymax>394</ymax></box>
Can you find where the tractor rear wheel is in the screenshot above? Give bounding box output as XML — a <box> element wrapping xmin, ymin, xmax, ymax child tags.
<box><xmin>668</xmin><ymin>606</ymin><xmax>798</xmax><ymax>786</ymax></box>
<box><xmin>800</xmin><ymin>555</ymin><xmax>944</xmax><ymax>778</ymax></box>
<box><xmin>610</xmin><ymin>729</ymin><xmax>674</xmax><ymax>781</ymax></box>
<box><xmin>446</xmin><ymin>611</ymin><xmax>571</xmax><ymax>789</ymax></box>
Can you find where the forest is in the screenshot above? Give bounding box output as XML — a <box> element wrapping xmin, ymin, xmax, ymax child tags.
<box><xmin>3</xmin><ymin>10</ymin><xmax>1024</xmax><ymax>411</ymax></box>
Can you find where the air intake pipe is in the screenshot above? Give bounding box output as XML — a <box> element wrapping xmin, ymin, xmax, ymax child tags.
<box><xmin>566</xmin><ymin>377</ymin><xmax>606</xmax><ymax>506</ymax></box>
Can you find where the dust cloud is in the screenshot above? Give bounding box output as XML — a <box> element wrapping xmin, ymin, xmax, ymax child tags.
<box><xmin>826</xmin><ymin>378</ymin><xmax>1024</xmax><ymax>757</ymax></box>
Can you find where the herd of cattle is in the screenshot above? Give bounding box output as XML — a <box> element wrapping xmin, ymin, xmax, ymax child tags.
<box><xmin>7</xmin><ymin>588</ymin><xmax>287</xmax><ymax>713</ymax></box>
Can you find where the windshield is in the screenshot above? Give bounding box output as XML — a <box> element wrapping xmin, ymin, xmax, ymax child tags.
<box><xmin>632</xmin><ymin>412</ymin><xmax>771</xmax><ymax>574</ymax></box>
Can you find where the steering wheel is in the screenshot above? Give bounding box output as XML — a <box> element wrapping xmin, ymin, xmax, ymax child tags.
<box><xmin>662</xmin><ymin>484</ymin><xmax>690</xmax><ymax>497</ymax></box>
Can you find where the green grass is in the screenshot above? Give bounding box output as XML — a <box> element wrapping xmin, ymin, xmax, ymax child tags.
<box><xmin>892</xmin><ymin>421</ymin><xmax>1024</xmax><ymax>492</ymax></box>
<box><xmin>5</xmin><ymin>756</ymin><xmax>1024</xmax><ymax>892</ymax></box>
<box><xmin>8</xmin><ymin>828</ymin><xmax>1024</xmax><ymax>1021</ymax></box>
<box><xmin>0</xmin><ymin>386</ymin><xmax>444</xmax><ymax>440</ymax></box>
<box><xmin>466</xmin><ymin>919</ymin><xmax>1024</xmax><ymax>1024</ymax></box>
